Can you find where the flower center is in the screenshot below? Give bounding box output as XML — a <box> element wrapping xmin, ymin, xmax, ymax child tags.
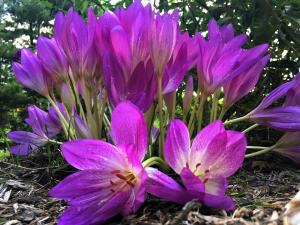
<box><xmin>110</xmin><ymin>169</ymin><xmax>137</xmax><ymax>192</ymax></box>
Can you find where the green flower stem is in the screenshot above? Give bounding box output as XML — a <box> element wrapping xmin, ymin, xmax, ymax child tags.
<box><xmin>224</xmin><ymin>115</ymin><xmax>247</xmax><ymax>126</ymax></box>
<box><xmin>48</xmin><ymin>139</ymin><xmax>63</xmax><ymax>145</ymax></box>
<box><xmin>171</xmin><ymin>91</ymin><xmax>176</xmax><ymax>120</ymax></box>
<box><xmin>245</xmin><ymin>145</ymin><xmax>277</xmax><ymax>158</ymax></box>
<box><xmin>197</xmin><ymin>93</ymin><xmax>207</xmax><ymax>131</ymax></box>
<box><xmin>218</xmin><ymin>106</ymin><xmax>227</xmax><ymax>120</ymax></box>
<box><xmin>210</xmin><ymin>91</ymin><xmax>219</xmax><ymax>122</ymax></box>
<box><xmin>243</xmin><ymin>124</ymin><xmax>259</xmax><ymax>133</ymax></box>
<box><xmin>188</xmin><ymin>90</ymin><xmax>200</xmax><ymax>133</ymax></box>
<box><xmin>142</xmin><ymin>157</ymin><xmax>169</xmax><ymax>171</ymax></box>
<box><xmin>158</xmin><ymin>76</ymin><xmax>165</xmax><ymax>159</ymax></box>
<box><xmin>47</xmin><ymin>95</ymin><xmax>72</xmax><ymax>138</ymax></box>
<box><xmin>247</xmin><ymin>146</ymin><xmax>267</xmax><ymax>150</ymax></box>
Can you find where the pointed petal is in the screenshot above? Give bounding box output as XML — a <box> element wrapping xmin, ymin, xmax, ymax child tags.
<box><xmin>61</xmin><ymin>140</ymin><xmax>127</xmax><ymax>171</ymax></box>
<box><xmin>209</xmin><ymin>131</ymin><xmax>246</xmax><ymax>177</ymax></box>
<box><xmin>8</xmin><ymin>131</ymin><xmax>47</xmax><ymax>145</ymax></box>
<box><xmin>165</xmin><ymin>119</ymin><xmax>191</xmax><ymax>174</ymax></box>
<box><xmin>180</xmin><ymin>167</ymin><xmax>205</xmax><ymax>193</ymax></box>
<box><xmin>145</xmin><ymin>167</ymin><xmax>189</xmax><ymax>204</ymax></box>
<box><xmin>57</xmin><ymin>191</ymin><xmax>130</xmax><ymax>225</ymax></box>
<box><xmin>190</xmin><ymin>121</ymin><xmax>225</xmax><ymax>167</ymax></box>
<box><xmin>111</xmin><ymin>102</ymin><xmax>147</xmax><ymax>161</ymax></box>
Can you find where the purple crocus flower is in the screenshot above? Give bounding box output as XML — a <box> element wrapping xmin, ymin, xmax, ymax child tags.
<box><xmin>8</xmin><ymin>105</ymin><xmax>62</xmax><ymax>155</ymax></box>
<box><xmin>36</xmin><ymin>36</ymin><xmax>69</xmax><ymax>85</ymax></box>
<box><xmin>246</xmin><ymin>77</ymin><xmax>300</xmax><ymax>132</ymax></box>
<box><xmin>223</xmin><ymin>46</ymin><xmax>270</xmax><ymax>110</ymax></box>
<box><xmin>150</xmin><ymin>10</ymin><xmax>179</xmax><ymax>75</ymax></box>
<box><xmin>12</xmin><ymin>48</ymin><xmax>51</xmax><ymax>96</ymax></box>
<box><xmin>54</xmin><ymin>7</ymin><xmax>100</xmax><ymax>81</ymax></box>
<box><xmin>96</xmin><ymin>1</ymin><xmax>156</xmax><ymax>112</ymax></box>
<box><xmin>146</xmin><ymin>120</ymin><xmax>246</xmax><ymax>210</ymax></box>
<box><xmin>49</xmin><ymin>102</ymin><xmax>148</xmax><ymax>225</ymax></box>
<box><xmin>197</xmin><ymin>20</ymin><xmax>246</xmax><ymax>95</ymax></box>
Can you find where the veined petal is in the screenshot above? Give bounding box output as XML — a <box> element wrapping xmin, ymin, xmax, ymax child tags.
<box><xmin>57</xmin><ymin>190</ymin><xmax>130</xmax><ymax>225</ymax></box>
<box><xmin>190</xmin><ymin>121</ymin><xmax>225</xmax><ymax>168</ymax></box>
<box><xmin>62</xmin><ymin>139</ymin><xmax>128</xmax><ymax>171</ymax></box>
<box><xmin>8</xmin><ymin>131</ymin><xmax>47</xmax><ymax>145</ymax></box>
<box><xmin>111</xmin><ymin>102</ymin><xmax>147</xmax><ymax>161</ymax></box>
<box><xmin>204</xmin><ymin>175</ymin><xmax>228</xmax><ymax>196</ymax></box>
<box><xmin>251</xmin><ymin>80</ymin><xmax>295</xmax><ymax>114</ymax></box>
<box><xmin>49</xmin><ymin>170</ymin><xmax>114</xmax><ymax>201</ymax></box>
<box><xmin>145</xmin><ymin>167</ymin><xmax>189</xmax><ymax>204</ymax></box>
<box><xmin>209</xmin><ymin>131</ymin><xmax>246</xmax><ymax>177</ymax></box>
<box><xmin>165</xmin><ymin>119</ymin><xmax>190</xmax><ymax>174</ymax></box>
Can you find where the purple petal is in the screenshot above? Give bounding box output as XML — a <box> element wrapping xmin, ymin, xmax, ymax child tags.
<box><xmin>74</xmin><ymin>113</ymin><xmax>93</xmax><ymax>138</ymax></box>
<box><xmin>165</xmin><ymin>119</ymin><xmax>190</xmax><ymax>174</ymax></box>
<box><xmin>62</xmin><ymin>139</ymin><xmax>128</xmax><ymax>171</ymax></box>
<box><xmin>249</xmin><ymin>106</ymin><xmax>300</xmax><ymax>132</ymax></box>
<box><xmin>202</xmin><ymin>193</ymin><xmax>235</xmax><ymax>211</ymax></box>
<box><xmin>57</xmin><ymin>190</ymin><xmax>130</xmax><ymax>225</ymax></box>
<box><xmin>204</xmin><ymin>175</ymin><xmax>228</xmax><ymax>195</ymax></box>
<box><xmin>49</xmin><ymin>170</ymin><xmax>115</xmax><ymax>201</ymax></box>
<box><xmin>251</xmin><ymin>80</ymin><xmax>296</xmax><ymax>113</ymax></box>
<box><xmin>190</xmin><ymin>121</ymin><xmax>225</xmax><ymax>167</ymax></box>
<box><xmin>209</xmin><ymin>131</ymin><xmax>246</xmax><ymax>177</ymax></box>
<box><xmin>110</xmin><ymin>25</ymin><xmax>132</xmax><ymax>74</ymax></box>
<box><xmin>37</xmin><ymin>36</ymin><xmax>68</xmax><ymax>82</ymax></box>
<box><xmin>180</xmin><ymin>167</ymin><xmax>205</xmax><ymax>193</ymax></box>
<box><xmin>224</xmin><ymin>54</ymin><xmax>270</xmax><ymax>109</ymax></box>
<box><xmin>8</xmin><ymin>131</ymin><xmax>47</xmax><ymax>145</ymax></box>
<box><xmin>9</xmin><ymin>144</ymin><xmax>39</xmax><ymax>156</ymax></box>
<box><xmin>145</xmin><ymin>167</ymin><xmax>189</xmax><ymax>204</ymax></box>
<box><xmin>111</xmin><ymin>102</ymin><xmax>147</xmax><ymax>161</ymax></box>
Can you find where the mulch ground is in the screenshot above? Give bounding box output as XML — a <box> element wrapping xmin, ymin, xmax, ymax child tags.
<box><xmin>0</xmin><ymin>153</ymin><xmax>299</xmax><ymax>225</ymax></box>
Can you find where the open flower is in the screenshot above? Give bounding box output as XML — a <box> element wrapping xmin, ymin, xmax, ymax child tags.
<box><xmin>146</xmin><ymin>120</ymin><xmax>246</xmax><ymax>210</ymax></box>
<box><xmin>49</xmin><ymin>102</ymin><xmax>148</xmax><ymax>225</ymax></box>
<box><xmin>8</xmin><ymin>105</ymin><xmax>62</xmax><ymax>155</ymax></box>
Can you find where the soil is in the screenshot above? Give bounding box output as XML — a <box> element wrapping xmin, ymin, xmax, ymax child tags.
<box><xmin>0</xmin><ymin>153</ymin><xmax>299</xmax><ymax>225</ymax></box>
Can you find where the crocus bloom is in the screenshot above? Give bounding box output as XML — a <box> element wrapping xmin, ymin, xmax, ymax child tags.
<box><xmin>54</xmin><ymin>7</ymin><xmax>100</xmax><ymax>81</ymax></box>
<box><xmin>246</xmin><ymin>78</ymin><xmax>300</xmax><ymax>132</ymax></box>
<box><xmin>49</xmin><ymin>102</ymin><xmax>148</xmax><ymax>225</ymax></box>
<box><xmin>8</xmin><ymin>105</ymin><xmax>62</xmax><ymax>155</ymax></box>
<box><xmin>197</xmin><ymin>20</ymin><xmax>246</xmax><ymax>95</ymax></box>
<box><xmin>12</xmin><ymin>48</ymin><xmax>51</xmax><ymax>96</ymax></box>
<box><xmin>150</xmin><ymin>10</ymin><xmax>179</xmax><ymax>75</ymax></box>
<box><xmin>223</xmin><ymin>46</ymin><xmax>270</xmax><ymax>110</ymax></box>
<box><xmin>146</xmin><ymin>120</ymin><xmax>246</xmax><ymax>210</ymax></box>
<box><xmin>96</xmin><ymin>1</ymin><xmax>156</xmax><ymax>112</ymax></box>
<box><xmin>36</xmin><ymin>36</ymin><xmax>69</xmax><ymax>84</ymax></box>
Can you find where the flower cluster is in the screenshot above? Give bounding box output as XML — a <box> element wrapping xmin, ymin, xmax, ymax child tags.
<box><xmin>8</xmin><ymin>0</ymin><xmax>300</xmax><ymax>224</ymax></box>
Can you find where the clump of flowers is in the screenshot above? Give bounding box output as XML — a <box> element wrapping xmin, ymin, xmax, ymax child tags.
<box><xmin>8</xmin><ymin>0</ymin><xmax>300</xmax><ymax>224</ymax></box>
